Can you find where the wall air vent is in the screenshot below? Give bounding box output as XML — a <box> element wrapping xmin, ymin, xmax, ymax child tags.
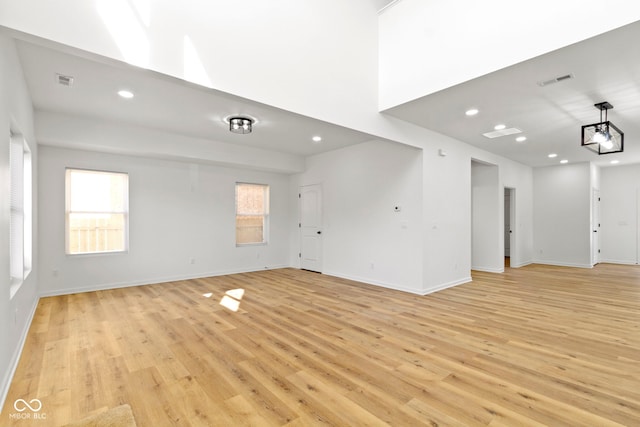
<box><xmin>55</xmin><ymin>73</ymin><xmax>74</xmax><ymax>87</ymax></box>
<box><xmin>537</xmin><ymin>73</ymin><xmax>574</xmax><ymax>87</ymax></box>
<box><xmin>483</xmin><ymin>128</ymin><xmax>522</xmax><ymax>139</ymax></box>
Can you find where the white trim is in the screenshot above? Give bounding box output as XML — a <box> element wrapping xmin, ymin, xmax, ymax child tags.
<box><xmin>0</xmin><ymin>296</ymin><xmax>39</xmax><ymax>413</ymax></box>
<box><xmin>531</xmin><ymin>259</ymin><xmax>593</xmax><ymax>269</ymax></box>
<box><xmin>471</xmin><ymin>266</ymin><xmax>504</xmax><ymax>273</ymax></box>
<box><xmin>509</xmin><ymin>260</ymin><xmax>533</xmax><ymax>268</ymax></box>
<box><xmin>422</xmin><ymin>276</ymin><xmax>472</xmax><ymax>295</ymax></box>
<box><xmin>39</xmin><ymin>265</ymin><xmax>290</xmax><ymax>298</ymax></box>
<box><xmin>378</xmin><ymin>0</ymin><xmax>402</xmax><ymax>14</ymax></box>
<box><xmin>322</xmin><ymin>270</ymin><xmax>424</xmax><ymax>295</ymax></box>
<box><xmin>322</xmin><ymin>270</ymin><xmax>472</xmax><ymax>296</ymax></box>
<box><xmin>597</xmin><ymin>258</ymin><xmax>639</xmax><ymax>266</ymax></box>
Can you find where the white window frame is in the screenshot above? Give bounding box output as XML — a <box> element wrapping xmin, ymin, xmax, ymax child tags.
<box><xmin>9</xmin><ymin>132</ymin><xmax>32</xmax><ymax>299</ymax></box>
<box><xmin>65</xmin><ymin>168</ymin><xmax>129</xmax><ymax>255</ymax></box>
<box><xmin>235</xmin><ymin>182</ymin><xmax>269</xmax><ymax>246</ymax></box>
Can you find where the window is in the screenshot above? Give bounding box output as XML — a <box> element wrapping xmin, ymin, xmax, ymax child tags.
<box><xmin>66</xmin><ymin>169</ymin><xmax>129</xmax><ymax>254</ymax></box>
<box><xmin>235</xmin><ymin>183</ymin><xmax>269</xmax><ymax>245</ymax></box>
<box><xmin>9</xmin><ymin>133</ymin><xmax>32</xmax><ymax>298</ymax></box>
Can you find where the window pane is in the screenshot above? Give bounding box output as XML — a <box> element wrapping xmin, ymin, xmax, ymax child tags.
<box><xmin>69</xmin><ymin>169</ymin><xmax>127</xmax><ymax>212</ymax></box>
<box><xmin>235</xmin><ymin>183</ymin><xmax>268</xmax><ymax>245</ymax></box>
<box><xmin>68</xmin><ymin>213</ymin><xmax>126</xmax><ymax>254</ymax></box>
<box><xmin>236</xmin><ymin>184</ymin><xmax>267</xmax><ymax>215</ymax></box>
<box><xmin>66</xmin><ymin>169</ymin><xmax>129</xmax><ymax>254</ymax></box>
<box><xmin>236</xmin><ymin>215</ymin><xmax>264</xmax><ymax>244</ymax></box>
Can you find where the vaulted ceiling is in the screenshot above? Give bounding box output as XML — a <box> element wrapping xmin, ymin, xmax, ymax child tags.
<box><xmin>11</xmin><ymin>14</ymin><xmax>640</xmax><ymax>168</ymax></box>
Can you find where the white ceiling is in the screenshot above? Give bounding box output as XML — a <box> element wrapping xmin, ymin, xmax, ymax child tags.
<box><xmin>384</xmin><ymin>20</ymin><xmax>640</xmax><ymax>168</ymax></box>
<box><xmin>16</xmin><ymin>40</ymin><xmax>376</xmax><ymax>158</ymax></box>
<box><xmin>12</xmin><ymin>18</ymin><xmax>640</xmax><ymax>168</ymax></box>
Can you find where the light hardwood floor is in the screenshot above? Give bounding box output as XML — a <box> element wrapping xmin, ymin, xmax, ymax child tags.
<box><xmin>3</xmin><ymin>264</ymin><xmax>639</xmax><ymax>426</ymax></box>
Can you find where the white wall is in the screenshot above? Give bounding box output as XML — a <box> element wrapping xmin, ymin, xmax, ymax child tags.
<box><xmin>471</xmin><ymin>161</ymin><xmax>501</xmax><ymax>272</ymax></box>
<box><xmin>499</xmin><ymin>158</ymin><xmax>534</xmax><ymax>268</ymax></box>
<box><xmin>36</xmin><ymin>111</ymin><xmax>305</xmax><ymax>174</ymax></box>
<box><xmin>378</xmin><ymin>0</ymin><xmax>640</xmax><ymax>110</ymax></box>
<box><xmin>533</xmin><ymin>163</ymin><xmax>592</xmax><ymax>267</ymax></box>
<box><xmin>293</xmin><ymin>139</ymin><xmax>424</xmax><ymax>293</ymax></box>
<box><xmin>38</xmin><ymin>146</ymin><xmax>292</xmax><ymax>295</ymax></box>
<box><xmin>0</xmin><ymin>33</ymin><xmax>38</xmax><ymax>412</ymax></box>
<box><xmin>600</xmin><ymin>164</ymin><xmax>640</xmax><ymax>264</ymax></box>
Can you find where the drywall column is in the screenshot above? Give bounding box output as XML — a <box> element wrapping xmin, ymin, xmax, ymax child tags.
<box><xmin>471</xmin><ymin>161</ymin><xmax>501</xmax><ymax>272</ymax></box>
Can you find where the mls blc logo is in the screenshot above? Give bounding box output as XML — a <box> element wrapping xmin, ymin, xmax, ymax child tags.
<box><xmin>10</xmin><ymin>398</ymin><xmax>46</xmax><ymax>420</ymax></box>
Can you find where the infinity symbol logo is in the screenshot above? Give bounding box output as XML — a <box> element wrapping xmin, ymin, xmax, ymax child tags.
<box><xmin>14</xmin><ymin>398</ymin><xmax>42</xmax><ymax>412</ymax></box>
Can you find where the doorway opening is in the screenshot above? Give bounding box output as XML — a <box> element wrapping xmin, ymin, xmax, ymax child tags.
<box><xmin>504</xmin><ymin>187</ymin><xmax>516</xmax><ymax>269</ymax></box>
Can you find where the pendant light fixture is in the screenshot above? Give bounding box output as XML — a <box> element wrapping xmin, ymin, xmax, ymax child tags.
<box><xmin>581</xmin><ymin>102</ymin><xmax>623</xmax><ymax>155</ymax></box>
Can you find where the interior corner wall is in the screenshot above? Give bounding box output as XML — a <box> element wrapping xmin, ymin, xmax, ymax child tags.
<box><xmin>471</xmin><ymin>161</ymin><xmax>501</xmax><ymax>272</ymax></box>
<box><xmin>599</xmin><ymin>164</ymin><xmax>640</xmax><ymax>264</ymax></box>
<box><xmin>533</xmin><ymin>163</ymin><xmax>592</xmax><ymax>267</ymax></box>
<box><xmin>0</xmin><ymin>33</ymin><xmax>38</xmax><ymax>413</ymax></box>
<box><xmin>378</xmin><ymin>0</ymin><xmax>640</xmax><ymax>110</ymax></box>
<box><xmin>293</xmin><ymin>140</ymin><xmax>424</xmax><ymax>294</ymax></box>
<box><xmin>38</xmin><ymin>146</ymin><xmax>292</xmax><ymax>296</ymax></box>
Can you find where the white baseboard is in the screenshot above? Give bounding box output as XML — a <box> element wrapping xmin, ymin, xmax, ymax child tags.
<box><xmin>598</xmin><ymin>258</ymin><xmax>638</xmax><ymax>265</ymax></box>
<box><xmin>0</xmin><ymin>295</ymin><xmax>40</xmax><ymax>414</ymax></box>
<box><xmin>321</xmin><ymin>270</ymin><xmax>426</xmax><ymax>295</ymax></box>
<box><xmin>509</xmin><ymin>260</ymin><xmax>533</xmax><ymax>268</ymax></box>
<box><xmin>39</xmin><ymin>264</ymin><xmax>291</xmax><ymax>298</ymax></box>
<box><xmin>422</xmin><ymin>276</ymin><xmax>472</xmax><ymax>295</ymax></box>
<box><xmin>471</xmin><ymin>266</ymin><xmax>504</xmax><ymax>273</ymax></box>
<box><xmin>532</xmin><ymin>259</ymin><xmax>593</xmax><ymax>269</ymax></box>
<box><xmin>322</xmin><ymin>270</ymin><xmax>472</xmax><ymax>296</ymax></box>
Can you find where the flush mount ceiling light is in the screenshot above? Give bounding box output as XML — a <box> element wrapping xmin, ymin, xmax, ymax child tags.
<box><xmin>228</xmin><ymin>116</ymin><xmax>254</xmax><ymax>134</ymax></box>
<box><xmin>581</xmin><ymin>102</ymin><xmax>624</xmax><ymax>155</ymax></box>
<box><xmin>465</xmin><ymin>108</ymin><xmax>479</xmax><ymax>116</ymax></box>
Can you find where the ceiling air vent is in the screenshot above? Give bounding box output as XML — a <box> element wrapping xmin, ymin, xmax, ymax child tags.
<box><xmin>537</xmin><ymin>73</ymin><xmax>574</xmax><ymax>87</ymax></box>
<box><xmin>55</xmin><ymin>73</ymin><xmax>74</xmax><ymax>87</ymax></box>
<box><xmin>483</xmin><ymin>128</ymin><xmax>522</xmax><ymax>139</ymax></box>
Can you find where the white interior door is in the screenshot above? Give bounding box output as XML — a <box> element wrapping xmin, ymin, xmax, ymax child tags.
<box><xmin>300</xmin><ymin>184</ymin><xmax>323</xmax><ymax>272</ymax></box>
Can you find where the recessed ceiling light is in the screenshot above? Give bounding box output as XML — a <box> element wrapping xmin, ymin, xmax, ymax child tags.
<box><xmin>610</xmin><ymin>160</ymin><xmax>620</xmax><ymax>164</ymax></box>
<box><xmin>312</xmin><ymin>136</ymin><xmax>322</xmax><ymax>143</ymax></box>
<box><xmin>515</xmin><ymin>136</ymin><xmax>527</xmax><ymax>142</ymax></box>
<box><xmin>465</xmin><ymin>108</ymin><xmax>479</xmax><ymax>116</ymax></box>
<box><xmin>494</xmin><ymin>124</ymin><xmax>506</xmax><ymax>130</ymax></box>
<box><xmin>118</xmin><ymin>90</ymin><xmax>134</xmax><ymax>99</ymax></box>
<box><xmin>548</xmin><ymin>153</ymin><xmax>558</xmax><ymax>158</ymax></box>
<box><xmin>560</xmin><ymin>159</ymin><xmax>569</xmax><ymax>164</ymax></box>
